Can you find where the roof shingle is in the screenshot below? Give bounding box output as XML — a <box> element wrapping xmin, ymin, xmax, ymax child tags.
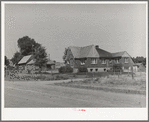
<box><xmin>69</xmin><ymin>45</ymin><xmax>112</xmax><ymax>58</ymax></box>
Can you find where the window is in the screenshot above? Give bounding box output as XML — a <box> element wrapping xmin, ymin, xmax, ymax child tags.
<box><xmin>124</xmin><ymin>58</ymin><xmax>128</xmax><ymax>63</ymax></box>
<box><xmin>91</xmin><ymin>58</ymin><xmax>97</xmax><ymax>64</ymax></box>
<box><xmin>101</xmin><ymin>59</ymin><xmax>106</xmax><ymax>64</ymax></box>
<box><xmin>109</xmin><ymin>59</ymin><xmax>112</xmax><ymax>64</ymax></box>
<box><xmin>80</xmin><ymin>60</ymin><xmax>85</xmax><ymax>65</ymax></box>
<box><xmin>115</xmin><ymin>59</ymin><xmax>119</xmax><ymax>63</ymax></box>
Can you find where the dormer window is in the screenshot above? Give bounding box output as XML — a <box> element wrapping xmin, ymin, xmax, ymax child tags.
<box><xmin>101</xmin><ymin>59</ymin><xmax>106</xmax><ymax>64</ymax></box>
<box><xmin>115</xmin><ymin>59</ymin><xmax>119</xmax><ymax>63</ymax></box>
<box><xmin>91</xmin><ymin>58</ymin><xmax>97</xmax><ymax>64</ymax></box>
<box><xmin>124</xmin><ymin>58</ymin><xmax>128</xmax><ymax>63</ymax></box>
<box><xmin>109</xmin><ymin>59</ymin><xmax>112</xmax><ymax>64</ymax></box>
<box><xmin>80</xmin><ymin>60</ymin><xmax>85</xmax><ymax>65</ymax></box>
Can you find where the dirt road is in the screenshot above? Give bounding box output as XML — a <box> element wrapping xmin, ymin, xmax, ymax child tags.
<box><xmin>5</xmin><ymin>80</ymin><xmax>146</xmax><ymax>107</ymax></box>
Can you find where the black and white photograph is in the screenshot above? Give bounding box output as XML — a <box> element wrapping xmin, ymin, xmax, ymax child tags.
<box><xmin>1</xmin><ymin>1</ymin><xmax>148</xmax><ymax>120</ymax></box>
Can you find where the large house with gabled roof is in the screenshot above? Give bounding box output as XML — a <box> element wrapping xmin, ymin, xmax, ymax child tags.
<box><xmin>63</xmin><ymin>45</ymin><xmax>135</xmax><ymax>72</ymax></box>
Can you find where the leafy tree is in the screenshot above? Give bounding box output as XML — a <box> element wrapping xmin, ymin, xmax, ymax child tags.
<box><xmin>132</xmin><ymin>56</ymin><xmax>146</xmax><ymax>66</ymax></box>
<box><xmin>142</xmin><ymin>58</ymin><xmax>146</xmax><ymax>66</ymax></box>
<box><xmin>59</xmin><ymin>65</ymin><xmax>73</xmax><ymax>73</ymax></box>
<box><xmin>11</xmin><ymin>51</ymin><xmax>23</xmax><ymax>65</ymax></box>
<box><xmin>5</xmin><ymin>56</ymin><xmax>10</xmax><ymax>66</ymax></box>
<box><xmin>78</xmin><ymin>66</ymin><xmax>88</xmax><ymax>72</ymax></box>
<box><xmin>132</xmin><ymin>57</ymin><xmax>136</xmax><ymax>63</ymax></box>
<box><xmin>113</xmin><ymin>63</ymin><xmax>123</xmax><ymax>72</ymax></box>
<box><xmin>17</xmin><ymin>36</ymin><xmax>48</xmax><ymax>71</ymax></box>
<box><xmin>17</xmin><ymin>36</ymin><xmax>36</xmax><ymax>56</ymax></box>
<box><xmin>33</xmin><ymin>45</ymin><xmax>48</xmax><ymax>71</ymax></box>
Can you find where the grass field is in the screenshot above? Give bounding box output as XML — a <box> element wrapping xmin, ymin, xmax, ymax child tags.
<box><xmin>5</xmin><ymin>70</ymin><xmax>146</xmax><ymax>94</ymax></box>
<box><xmin>54</xmin><ymin>72</ymin><xmax>146</xmax><ymax>95</ymax></box>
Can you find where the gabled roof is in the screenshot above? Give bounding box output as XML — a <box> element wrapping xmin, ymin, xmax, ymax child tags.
<box><xmin>67</xmin><ymin>45</ymin><xmax>133</xmax><ymax>59</ymax></box>
<box><xmin>55</xmin><ymin>62</ymin><xmax>65</xmax><ymax>65</ymax></box>
<box><xmin>111</xmin><ymin>51</ymin><xmax>125</xmax><ymax>57</ymax></box>
<box><xmin>27</xmin><ymin>59</ymin><xmax>35</xmax><ymax>65</ymax></box>
<box><xmin>111</xmin><ymin>51</ymin><xmax>131</xmax><ymax>58</ymax></box>
<box><xmin>69</xmin><ymin>45</ymin><xmax>99</xmax><ymax>58</ymax></box>
<box><xmin>69</xmin><ymin>45</ymin><xmax>113</xmax><ymax>58</ymax></box>
<box><xmin>96</xmin><ymin>47</ymin><xmax>112</xmax><ymax>58</ymax></box>
<box><xmin>47</xmin><ymin>60</ymin><xmax>55</xmax><ymax>65</ymax></box>
<box><xmin>68</xmin><ymin>46</ymin><xmax>80</xmax><ymax>58</ymax></box>
<box><xmin>18</xmin><ymin>55</ymin><xmax>32</xmax><ymax>65</ymax></box>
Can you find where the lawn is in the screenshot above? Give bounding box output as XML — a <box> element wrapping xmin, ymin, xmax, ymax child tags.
<box><xmin>5</xmin><ymin>70</ymin><xmax>144</xmax><ymax>81</ymax></box>
<box><xmin>5</xmin><ymin>70</ymin><xmax>146</xmax><ymax>94</ymax></box>
<box><xmin>54</xmin><ymin>72</ymin><xmax>146</xmax><ymax>95</ymax></box>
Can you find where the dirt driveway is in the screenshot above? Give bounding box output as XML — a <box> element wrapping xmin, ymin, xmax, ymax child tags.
<box><xmin>5</xmin><ymin>80</ymin><xmax>146</xmax><ymax>107</ymax></box>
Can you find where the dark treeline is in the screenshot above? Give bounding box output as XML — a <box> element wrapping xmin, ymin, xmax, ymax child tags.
<box><xmin>132</xmin><ymin>56</ymin><xmax>146</xmax><ymax>66</ymax></box>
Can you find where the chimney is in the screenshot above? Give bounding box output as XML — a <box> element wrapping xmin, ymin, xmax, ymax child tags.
<box><xmin>95</xmin><ymin>45</ymin><xmax>99</xmax><ymax>48</ymax></box>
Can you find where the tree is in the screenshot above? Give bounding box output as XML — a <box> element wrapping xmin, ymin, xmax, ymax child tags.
<box><xmin>33</xmin><ymin>45</ymin><xmax>48</xmax><ymax>71</ymax></box>
<box><xmin>132</xmin><ymin>56</ymin><xmax>146</xmax><ymax>66</ymax></box>
<box><xmin>17</xmin><ymin>36</ymin><xmax>36</xmax><ymax>56</ymax></box>
<box><xmin>59</xmin><ymin>65</ymin><xmax>73</xmax><ymax>73</ymax></box>
<box><xmin>113</xmin><ymin>63</ymin><xmax>123</xmax><ymax>72</ymax></box>
<box><xmin>142</xmin><ymin>58</ymin><xmax>146</xmax><ymax>67</ymax></box>
<box><xmin>17</xmin><ymin>36</ymin><xmax>48</xmax><ymax>71</ymax></box>
<box><xmin>5</xmin><ymin>56</ymin><xmax>9</xmax><ymax>66</ymax></box>
<box><xmin>11</xmin><ymin>51</ymin><xmax>23</xmax><ymax>65</ymax></box>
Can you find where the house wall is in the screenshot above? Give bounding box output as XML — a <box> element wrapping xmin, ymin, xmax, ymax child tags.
<box><xmin>74</xmin><ymin>58</ymin><xmax>113</xmax><ymax>72</ymax></box>
<box><xmin>119</xmin><ymin>57</ymin><xmax>134</xmax><ymax>68</ymax></box>
<box><xmin>18</xmin><ymin>64</ymin><xmax>39</xmax><ymax>73</ymax></box>
<box><xmin>74</xmin><ymin>58</ymin><xmax>114</xmax><ymax>67</ymax></box>
<box><xmin>73</xmin><ymin>57</ymin><xmax>135</xmax><ymax>72</ymax></box>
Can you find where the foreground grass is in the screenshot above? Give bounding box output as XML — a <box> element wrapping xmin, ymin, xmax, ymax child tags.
<box><xmin>5</xmin><ymin>70</ymin><xmax>146</xmax><ymax>94</ymax></box>
<box><xmin>54</xmin><ymin>72</ymin><xmax>146</xmax><ymax>95</ymax></box>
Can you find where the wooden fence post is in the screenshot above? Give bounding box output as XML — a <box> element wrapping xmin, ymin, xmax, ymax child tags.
<box><xmin>128</xmin><ymin>68</ymin><xmax>130</xmax><ymax>76</ymax></box>
<box><xmin>107</xmin><ymin>70</ymin><xmax>109</xmax><ymax>78</ymax></box>
<box><xmin>131</xmin><ymin>66</ymin><xmax>134</xmax><ymax>79</ymax></box>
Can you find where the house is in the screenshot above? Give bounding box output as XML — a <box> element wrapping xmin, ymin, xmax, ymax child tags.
<box><xmin>63</xmin><ymin>45</ymin><xmax>135</xmax><ymax>73</ymax></box>
<box><xmin>46</xmin><ymin>60</ymin><xmax>56</xmax><ymax>70</ymax></box>
<box><xmin>17</xmin><ymin>55</ymin><xmax>32</xmax><ymax>70</ymax></box>
<box><xmin>17</xmin><ymin>55</ymin><xmax>39</xmax><ymax>72</ymax></box>
<box><xmin>55</xmin><ymin>62</ymin><xmax>65</xmax><ymax>69</ymax></box>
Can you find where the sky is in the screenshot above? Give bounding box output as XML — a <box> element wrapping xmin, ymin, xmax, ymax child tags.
<box><xmin>4</xmin><ymin>3</ymin><xmax>147</xmax><ymax>62</ymax></box>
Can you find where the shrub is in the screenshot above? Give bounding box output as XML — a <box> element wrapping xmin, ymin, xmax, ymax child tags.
<box><xmin>78</xmin><ymin>67</ymin><xmax>88</xmax><ymax>72</ymax></box>
<box><xmin>59</xmin><ymin>65</ymin><xmax>73</xmax><ymax>73</ymax></box>
<box><xmin>113</xmin><ymin>63</ymin><xmax>123</xmax><ymax>72</ymax></box>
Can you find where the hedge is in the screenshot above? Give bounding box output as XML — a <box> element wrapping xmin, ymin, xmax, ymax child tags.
<box><xmin>59</xmin><ymin>65</ymin><xmax>73</xmax><ymax>73</ymax></box>
<box><xmin>78</xmin><ymin>67</ymin><xmax>88</xmax><ymax>72</ymax></box>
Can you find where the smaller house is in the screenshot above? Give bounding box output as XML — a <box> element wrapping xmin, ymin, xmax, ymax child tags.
<box><xmin>17</xmin><ymin>55</ymin><xmax>38</xmax><ymax>72</ymax></box>
<box><xmin>46</xmin><ymin>60</ymin><xmax>56</xmax><ymax>70</ymax></box>
<box><xmin>55</xmin><ymin>62</ymin><xmax>65</xmax><ymax>69</ymax></box>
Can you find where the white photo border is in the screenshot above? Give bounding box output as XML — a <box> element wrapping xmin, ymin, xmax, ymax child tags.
<box><xmin>1</xmin><ymin>1</ymin><xmax>148</xmax><ymax>120</ymax></box>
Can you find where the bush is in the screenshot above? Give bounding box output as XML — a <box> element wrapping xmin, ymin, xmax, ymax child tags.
<box><xmin>113</xmin><ymin>63</ymin><xmax>123</xmax><ymax>72</ymax></box>
<box><xmin>78</xmin><ymin>67</ymin><xmax>88</xmax><ymax>72</ymax></box>
<box><xmin>59</xmin><ymin>65</ymin><xmax>73</xmax><ymax>73</ymax></box>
